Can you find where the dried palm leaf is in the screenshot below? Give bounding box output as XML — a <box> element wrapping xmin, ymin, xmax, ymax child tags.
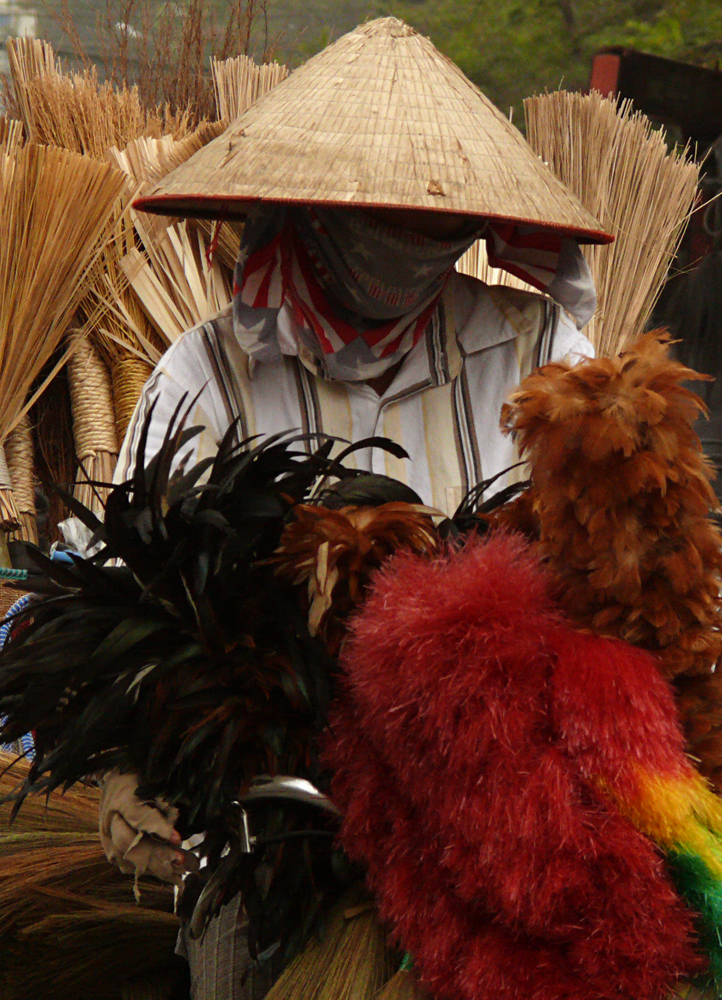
<box><xmin>0</xmin><ymin>117</ymin><xmax>24</xmax><ymax>153</ymax></box>
<box><xmin>108</xmin><ymin>125</ymin><xmax>240</xmax><ymax>271</ymax></box>
<box><xmin>211</xmin><ymin>53</ymin><xmax>289</xmax><ymax>123</ymax></box>
<box><xmin>121</xmin><ymin>216</ymin><xmax>233</xmax><ymax>345</ymax></box>
<box><xmin>524</xmin><ymin>90</ymin><xmax>699</xmax><ymax>356</ymax></box>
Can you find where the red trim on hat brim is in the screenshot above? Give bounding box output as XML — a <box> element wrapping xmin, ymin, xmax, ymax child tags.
<box><xmin>131</xmin><ymin>193</ymin><xmax>615</xmax><ymax>246</ymax></box>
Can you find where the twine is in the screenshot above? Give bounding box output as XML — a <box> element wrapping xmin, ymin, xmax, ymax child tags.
<box><xmin>112</xmin><ymin>356</ymin><xmax>153</xmax><ymax>444</ymax></box>
<box><xmin>5</xmin><ymin>414</ymin><xmax>38</xmax><ymax>544</ymax></box>
<box><xmin>67</xmin><ymin>331</ymin><xmax>119</xmax><ymax>459</ymax></box>
<box><xmin>67</xmin><ymin>330</ymin><xmax>119</xmax><ymax>515</ymax></box>
<box><xmin>0</xmin><ymin>443</ymin><xmax>20</xmax><ymax>531</ymax></box>
<box><xmin>0</xmin><ymin>585</ymin><xmax>27</xmax><ymax>620</ymax></box>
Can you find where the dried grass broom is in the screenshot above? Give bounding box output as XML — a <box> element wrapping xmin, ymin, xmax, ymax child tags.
<box><xmin>0</xmin><ymin>144</ymin><xmax>127</xmax><ymax>538</ymax></box>
<box><xmin>375</xmin><ymin>961</ymin><xmax>427</xmax><ymax>1000</ymax></box>
<box><xmin>264</xmin><ymin>888</ymin><xmax>397</xmax><ymax>1000</ymax></box>
<box><xmin>7</xmin><ymin>36</ymin><xmax>196</xmax><ymax>160</ymax></box>
<box><xmin>0</xmin><ymin>835</ymin><xmax>179</xmax><ymax>1000</ymax></box>
<box><xmin>4</xmin><ymin>36</ymin><xmax>56</xmax><ymax>130</ymax></box>
<box><xmin>211</xmin><ymin>53</ymin><xmax>289</xmax><ymax>123</ymax></box>
<box><xmin>0</xmin><ymin>754</ymin><xmax>179</xmax><ymax>1000</ymax></box>
<box><xmin>523</xmin><ymin>90</ymin><xmax>699</xmax><ymax>357</ymax></box>
<box><xmin>65</xmin><ymin>330</ymin><xmax>119</xmax><ymax>513</ymax></box>
<box><xmin>4</xmin><ymin>414</ymin><xmax>38</xmax><ymax>545</ymax></box>
<box><xmin>0</xmin><ymin>751</ymin><xmax>97</xmax><ymax>834</ymax></box>
<box><xmin>14</xmin><ymin>906</ymin><xmax>179</xmax><ymax>1000</ymax></box>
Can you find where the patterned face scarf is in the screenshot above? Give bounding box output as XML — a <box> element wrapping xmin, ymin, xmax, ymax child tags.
<box><xmin>234</xmin><ymin>205</ymin><xmax>479</xmax><ymax>380</ymax></box>
<box><xmin>233</xmin><ymin>205</ymin><xmax>597</xmax><ymax>382</ymax></box>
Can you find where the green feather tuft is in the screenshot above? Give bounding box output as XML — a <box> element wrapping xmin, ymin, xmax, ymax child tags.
<box><xmin>668</xmin><ymin>849</ymin><xmax>722</xmax><ymax>987</ymax></box>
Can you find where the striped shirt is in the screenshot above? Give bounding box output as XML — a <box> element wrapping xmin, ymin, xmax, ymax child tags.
<box><xmin>117</xmin><ymin>272</ymin><xmax>593</xmax><ymax>514</ymax></box>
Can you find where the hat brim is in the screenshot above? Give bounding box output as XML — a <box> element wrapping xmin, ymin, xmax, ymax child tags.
<box><xmin>132</xmin><ymin>193</ymin><xmax>613</xmax><ymax>245</ymax></box>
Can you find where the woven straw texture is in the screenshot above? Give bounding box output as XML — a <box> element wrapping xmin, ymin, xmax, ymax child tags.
<box><xmin>137</xmin><ymin>18</ymin><xmax>610</xmax><ymax>243</ymax></box>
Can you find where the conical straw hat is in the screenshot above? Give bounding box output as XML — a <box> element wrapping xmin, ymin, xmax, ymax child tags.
<box><xmin>136</xmin><ymin>18</ymin><xmax>611</xmax><ymax>244</ymax></box>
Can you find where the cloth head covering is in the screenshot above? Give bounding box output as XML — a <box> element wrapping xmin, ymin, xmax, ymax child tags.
<box><xmin>135</xmin><ymin>18</ymin><xmax>612</xmax><ymax>253</ymax></box>
<box><xmin>234</xmin><ymin>206</ymin><xmax>478</xmax><ymax>380</ymax></box>
<box><xmin>233</xmin><ymin>205</ymin><xmax>596</xmax><ymax>381</ymax></box>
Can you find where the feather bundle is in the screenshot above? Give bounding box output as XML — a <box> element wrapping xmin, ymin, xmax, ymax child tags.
<box><xmin>0</xmin><ymin>410</ymin><xmax>415</xmax><ymax>955</ymax></box>
<box><xmin>500</xmin><ymin>330</ymin><xmax>722</xmax><ymax>679</ymax></box>
<box><xmin>275</xmin><ymin>497</ymin><xmax>439</xmax><ymax>653</ymax></box>
<box><xmin>325</xmin><ymin>533</ymin><xmax>722</xmax><ymax>1000</ymax></box>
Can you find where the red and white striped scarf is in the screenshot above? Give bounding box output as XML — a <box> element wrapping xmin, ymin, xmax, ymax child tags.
<box><xmin>233</xmin><ymin>207</ymin><xmax>595</xmax><ymax>381</ymax></box>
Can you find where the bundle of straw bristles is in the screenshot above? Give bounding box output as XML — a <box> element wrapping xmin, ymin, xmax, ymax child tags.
<box><xmin>457</xmin><ymin>89</ymin><xmax>700</xmax><ymax>359</ymax></box>
<box><xmin>0</xmin><ymin>752</ymin><xmax>180</xmax><ymax>1000</ymax></box>
<box><xmin>0</xmin><ymin>36</ymin><xmax>287</xmax><ymax>553</ymax></box>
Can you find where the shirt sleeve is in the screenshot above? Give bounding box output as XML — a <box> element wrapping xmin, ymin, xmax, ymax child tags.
<box><xmin>114</xmin><ymin>368</ymin><xmax>220</xmax><ymax>484</ymax></box>
<box><xmin>113</xmin><ymin>309</ymin><xmax>236</xmax><ymax>484</ymax></box>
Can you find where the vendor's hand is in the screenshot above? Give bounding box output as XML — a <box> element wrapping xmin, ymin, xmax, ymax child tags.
<box><xmin>98</xmin><ymin>771</ymin><xmax>198</xmax><ymax>885</ymax></box>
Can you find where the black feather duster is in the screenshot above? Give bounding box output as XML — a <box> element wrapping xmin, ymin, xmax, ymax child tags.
<box><xmin>0</xmin><ymin>404</ymin><xmax>394</xmax><ymax>955</ymax></box>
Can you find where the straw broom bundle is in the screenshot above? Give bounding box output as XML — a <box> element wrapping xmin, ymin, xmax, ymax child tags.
<box><xmin>264</xmin><ymin>889</ymin><xmax>397</xmax><ymax>1000</ymax></box>
<box><xmin>7</xmin><ymin>37</ymin><xmax>195</xmax><ymax>160</ymax></box>
<box><xmin>523</xmin><ymin>90</ymin><xmax>699</xmax><ymax>357</ymax></box>
<box><xmin>0</xmin><ymin>754</ymin><xmax>179</xmax><ymax>1000</ymax></box>
<box><xmin>4</xmin><ymin>36</ymin><xmax>56</xmax><ymax>128</ymax></box>
<box><xmin>0</xmin><ymin>143</ymin><xmax>126</xmax><ymax>550</ymax></box>
<box><xmin>211</xmin><ymin>53</ymin><xmax>289</xmax><ymax>123</ymax></box>
<box><xmin>6</xmin><ymin>38</ymin><xmax>192</xmax><ymax>480</ymax></box>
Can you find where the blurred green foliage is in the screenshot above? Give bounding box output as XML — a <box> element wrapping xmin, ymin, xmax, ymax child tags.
<box><xmin>26</xmin><ymin>0</ymin><xmax>722</xmax><ymax>115</ymax></box>
<box><xmin>380</xmin><ymin>0</ymin><xmax>722</xmax><ymax>113</ymax></box>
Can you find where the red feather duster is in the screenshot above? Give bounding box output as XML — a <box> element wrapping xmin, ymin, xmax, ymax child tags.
<box><xmin>324</xmin><ymin>533</ymin><xmax>706</xmax><ymax>1000</ymax></box>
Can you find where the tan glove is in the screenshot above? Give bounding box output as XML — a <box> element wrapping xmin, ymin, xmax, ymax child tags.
<box><xmin>99</xmin><ymin>771</ymin><xmax>198</xmax><ymax>885</ymax></box>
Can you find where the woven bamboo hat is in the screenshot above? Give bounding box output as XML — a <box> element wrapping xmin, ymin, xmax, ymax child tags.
<box><xmin>136</xmin><ymin>17</ymin><xmax>611</xmax><ymax>243</ymax></box>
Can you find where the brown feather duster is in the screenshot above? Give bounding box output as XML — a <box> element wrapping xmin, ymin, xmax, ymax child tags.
<box><xmin>500</xmin><ymin>330</ymin><xmax>722</xmax><ymax>788</ymax></box>
<box><xmin>274</xmin><ymin>503</ymin><xmax>440</xmax><ymax>654</ymax></box>
<box><xmin>500</xmin><ymin>330</ymin><xmax>722</xmax><ymax>681</ymax></box>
